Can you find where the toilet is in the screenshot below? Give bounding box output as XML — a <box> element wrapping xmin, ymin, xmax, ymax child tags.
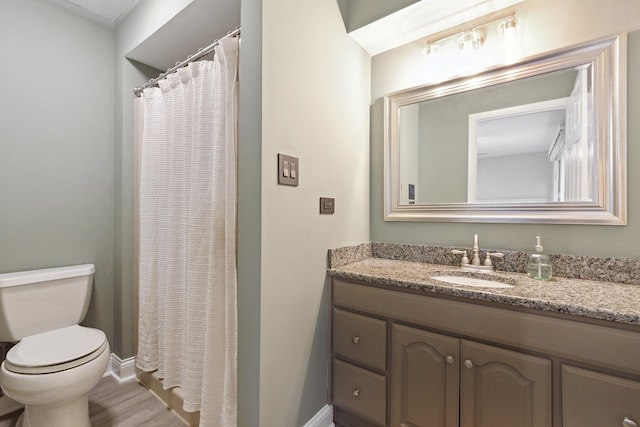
<box><xmin>0</xmin><ymin>264</ymin><xmax>110</xmax><ymax>427</ymax></box>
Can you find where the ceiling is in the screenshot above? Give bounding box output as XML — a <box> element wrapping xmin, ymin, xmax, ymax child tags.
<box><xmin>62</xmin><ymin>0</ymin><xmax>140</xmax><ymax>25</ymax></box>
<box><xmin>50</xmin><ymin>0</ymin><xmax>241</xmax><ymax>72</ymax></box>
<box><xmin>477</xmin><ymin>109</ymin><xmax>566</xmax><ymax>158</ymax></box>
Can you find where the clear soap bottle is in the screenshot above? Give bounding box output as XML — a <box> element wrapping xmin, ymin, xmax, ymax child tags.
<box><xmin>526</xmin><ymin>236</ymin><xmax>552</xmax><ymax>280</ymax></box>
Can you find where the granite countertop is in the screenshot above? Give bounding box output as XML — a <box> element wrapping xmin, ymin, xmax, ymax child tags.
<box><xmin>329</xmin><ymin>257</ymin><xmax>640</xmax><ymax>327</ymax></box>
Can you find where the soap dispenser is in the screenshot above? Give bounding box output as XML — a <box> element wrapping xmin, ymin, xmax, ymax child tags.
<box><xmin>526</xmin><ymin>236</ymin><xmax>552</xmax><ymax>280</ymax></box>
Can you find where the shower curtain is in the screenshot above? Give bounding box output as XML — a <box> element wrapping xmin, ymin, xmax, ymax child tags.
<box><xmin>135</xmin><ymin>37</ymin><xmax>238</xmax><ymax>427</ymax></box>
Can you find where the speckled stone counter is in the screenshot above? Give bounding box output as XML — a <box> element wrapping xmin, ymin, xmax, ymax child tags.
<box><xmin>328</xmin><ymin>243</ymin><xmax>640</xmax><ymax>327</ymax></box>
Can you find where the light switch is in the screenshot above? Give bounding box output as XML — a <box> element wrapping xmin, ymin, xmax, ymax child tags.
<box><xmin>278</xmin><ymin>153</ymin><xmax>299</xmax><ymax>186</ymax></box>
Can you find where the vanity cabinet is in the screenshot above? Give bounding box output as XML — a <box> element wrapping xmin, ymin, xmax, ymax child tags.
<box><xmin>332</xmin><ymin>278</ymin><xmax>640</xmax><ymax>427</ymax></box>
<box><xmin>390</xmin><ymin>324</ymin><xmax>551</xmax><ymax>427</ymax></box>
<box><xmin>332</xmin><ymin>311</ymin><xmax>551</xmax><ymax>427</ymax></box>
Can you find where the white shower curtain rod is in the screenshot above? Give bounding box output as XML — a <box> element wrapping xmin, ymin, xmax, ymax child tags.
<box><xmin>133</xmin><ymin>27</ymin><xmax>241</xmax><ymax>97</ymax></box>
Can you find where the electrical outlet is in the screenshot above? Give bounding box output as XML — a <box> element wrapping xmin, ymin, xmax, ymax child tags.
<box><xmin>320</xmin><ymin>197</ymin><xmax>335</xmax><ymax>214</ymax></box>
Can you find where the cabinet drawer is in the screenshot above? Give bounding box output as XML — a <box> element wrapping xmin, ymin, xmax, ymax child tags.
<box><xmin>563</xmin><ymin>365</ymin><xmax>640</xmax><ymax>427</ymax></box>
<box><xmin>333</xmin><ymin>309</ymin><xmax>386</xmax><ymax>371</ymax></box>
<box><xmin>334</xmin><ymin>359</ymin><xmax>386</xmax><ymax>426</ymax></box>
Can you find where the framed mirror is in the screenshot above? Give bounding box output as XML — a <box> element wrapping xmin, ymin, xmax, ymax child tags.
<box><xmin>384</xmin><ymin>34</ymin><xmax>626</xmax><ymax>224</ymax></box>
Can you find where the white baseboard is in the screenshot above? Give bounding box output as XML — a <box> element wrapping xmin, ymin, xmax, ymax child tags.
<box><xmin>106</xmin><ymin>353</ymin><xmax>136</xmax><ymax>383</ymax></box>
<box><xmin>303</xmin><ymin>404</ymin><xmax>334</xmax><ymax>427</ymax></box>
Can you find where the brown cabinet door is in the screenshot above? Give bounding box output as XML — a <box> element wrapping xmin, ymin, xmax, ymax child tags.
<box><xmin>390</xmin><ymin>323</ymin><xmax>460</xmax><ymax>427</ymax></box>
<box><xmin>563</xmin><ymin>365</ymin><xmax>640</xmax><ymax>427</ymax></box>
<box><xmin>460</xmin><ymin>340</ymin><xmax>551</xmax><ymax>427</ymax></box>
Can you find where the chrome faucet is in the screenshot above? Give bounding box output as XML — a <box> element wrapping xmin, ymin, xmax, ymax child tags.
<box><xmin>452</xmin><ymin>234</ymin><xmax>504</xmax><ymax>272</ymax></box>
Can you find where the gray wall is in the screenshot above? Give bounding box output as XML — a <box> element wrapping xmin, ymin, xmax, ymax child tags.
<box><xmin>0</xmin><ymin>0</ymin><xmax>115</xmax><ymax>342</ymax></box>
<box><xmin>371</xmin><ymin>30</ymin><xmax>640</xmax><ymax>258</ymax></box>
<box><xmin>237</xmin><ymin>0</ymin><xmax>261</xmax><ymax>425</ymax></box>
<box><xmin>112</xmin><ymin>55</ymin><xmax>159</xmax><ymax>357</ymax></box>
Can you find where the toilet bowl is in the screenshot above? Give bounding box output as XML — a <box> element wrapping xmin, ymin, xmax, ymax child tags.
<box><xmin>0</xmin><ymin>265</ymin><xmax>109</xmax><ymax>427</ymax></box>
<box><xmin>1</xmin><ymin>325</ymin><xmax>110</xmax><ymax>427</ymax></box>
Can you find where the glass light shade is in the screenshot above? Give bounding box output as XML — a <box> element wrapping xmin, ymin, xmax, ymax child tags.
<box><xmin>457</xmin><ymin>29</ymin><xmax>484</xmax><ymax>51</ymax></box>
<box><xmin>499</xmin><ymin>16</ymin><xmax>521</xmax><ymax>35</ymax></box>
<box><xmin>422</xmin><ymin>43</ymin><xmax>441</xmax><ymax>57</ymax></box>
<box><xmin>498</xmin><ymin>16</ymin><xmax>523</xmax><ymax>62</ymax></box>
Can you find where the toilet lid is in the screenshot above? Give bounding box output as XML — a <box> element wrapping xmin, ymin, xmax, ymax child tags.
<box><xmin>5</xmin><ymin>325</ymin><xmax>107</xmax><ymax>374</ymax></box>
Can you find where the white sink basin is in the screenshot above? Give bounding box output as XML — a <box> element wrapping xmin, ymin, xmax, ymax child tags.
<box><xmin>431</xmin><ymin>275</ymin><xmax>514</xmax><ymax>289</ymax></box>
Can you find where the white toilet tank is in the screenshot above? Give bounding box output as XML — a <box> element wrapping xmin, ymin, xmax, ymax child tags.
<box><xmin>0</xmin><ymin>264</ymin><xmax>95</xmax><ymax>342</ymax></box>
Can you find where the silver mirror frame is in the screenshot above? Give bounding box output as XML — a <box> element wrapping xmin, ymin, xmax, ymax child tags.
<box><xmin>384</xmin><ymin>34</ymin><xmax>627</xmax><ymax>225</ymax></box>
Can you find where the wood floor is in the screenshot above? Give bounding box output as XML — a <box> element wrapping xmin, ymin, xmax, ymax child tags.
<box><xmin>0</xmin><ymin>376</ymin><xmax>189</xmax><ymax>427</ymax></box>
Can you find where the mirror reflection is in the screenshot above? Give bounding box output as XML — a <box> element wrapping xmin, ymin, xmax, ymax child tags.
<box><xmin>399</xmin><ymin>65</ymin><xmax>594</xmax><ymax>205</ymax></box>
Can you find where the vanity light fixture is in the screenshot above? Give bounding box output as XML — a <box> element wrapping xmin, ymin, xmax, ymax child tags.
<box><xmin>346</xmin><ymin>0</ymin><xmax>525</xmax><ymax>55</ymax></box>
<box><xmin>421</xmin><ymin>14</ymin><xmax>523</xmax><ymax>64</ymax></box>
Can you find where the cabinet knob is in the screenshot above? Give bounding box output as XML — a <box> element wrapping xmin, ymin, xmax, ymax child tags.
<box><xmin>352</xmin><ymin>336</ymin><xmax>360</xmax><ymax>344</ymax></box>
<box><xmin>445</xmin><ymin>355</ymin><xmax>454</xmax><ymax>365</ymax></box>
<box><xmin>352</xmin><ymin>388</ymin><xmax>360</xmax><ymax>398</ymax></box>
<box><xmin>463</xmin><ymin>359</ymin><xmax>474</xmax><ymax>369</ymax></box>
<box><xmin>623</xmin><ymin>418</ymin><xmax>639</xmax><ymax>427</ymax></box>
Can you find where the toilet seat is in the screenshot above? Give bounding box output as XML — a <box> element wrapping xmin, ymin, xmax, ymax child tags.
<box><xmin>4</xmin><ymin>325</ymin><xmax>107</xmax><ymax>375</ymax></box>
